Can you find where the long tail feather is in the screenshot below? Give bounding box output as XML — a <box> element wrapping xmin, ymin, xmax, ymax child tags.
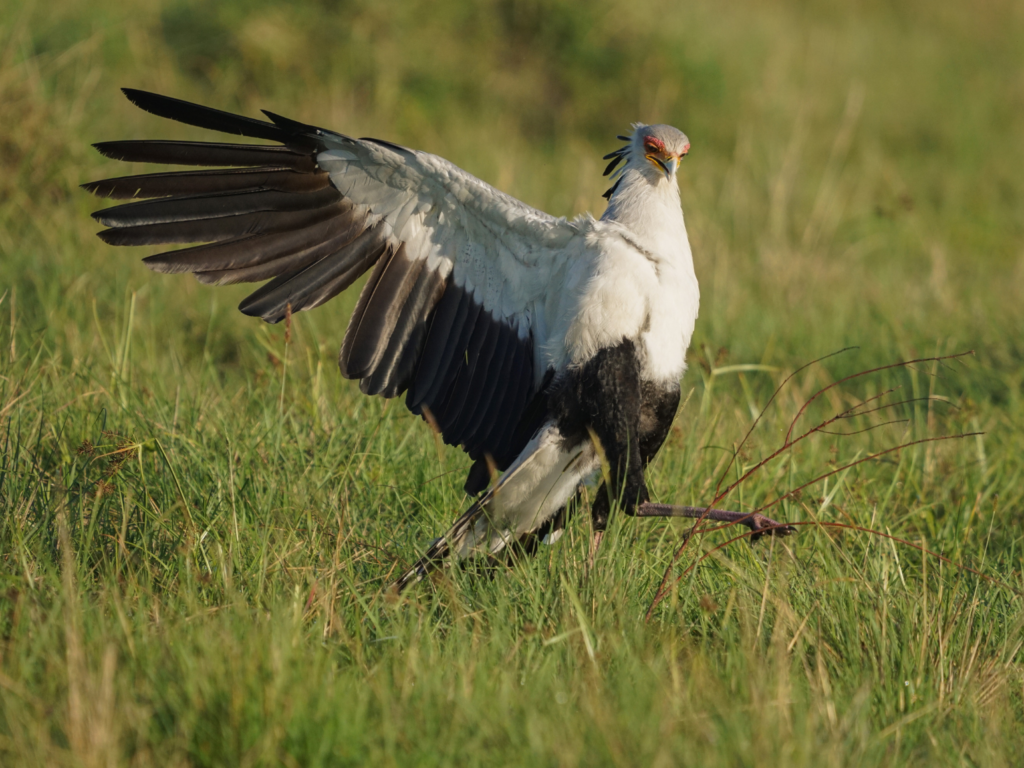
<box><xmin>392</xmin><ymin>441</ymin><xmax>546</xmax><ymax>592</ymax></box>
<box><xmin>392</xmin><ymin>501</ymin><xmax>487</xmax><ymax>592</ymax></box>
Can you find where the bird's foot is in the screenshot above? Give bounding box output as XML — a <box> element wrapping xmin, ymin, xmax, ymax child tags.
<box><xmin>738</xmin><ymin>512</ymin><xmax>798</xmax><ymax>542</ymax></box>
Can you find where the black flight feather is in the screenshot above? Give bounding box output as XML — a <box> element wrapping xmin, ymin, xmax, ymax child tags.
<box><xmin>82</xmin><ymin>167</ymin><xmax>327</xmax><ymax>200</ymax></box>
<box><xmin>493</xmin><ymin>362</ymin><xmax>551</xmax><ymax>468</ymax></box>
<box><xmin>475</xmin><ymin>325</ymin><xmax>526</xmax><ymax>449</ymax></box>
<box><xmin>441</xmin><ymin>312</ymin><xmax>496</xmax><ymax>437</ymax></box>
<box><xmin>472</xmin><ymin>335</ymin><xmax>526</xmax><ymax>452</ymax></box>
<box><xmin>143</xmin><ymin>204</ymin><xmax>360</xmax><ymax>274</ymax></box>
<box><xmin>360</xmin><ymin>266</ymin><xmax>446</xmax><ymax>397</ymax></box>
<box><xmin>191</xmin><ymin>216</ymin><xmax>366</xmax><ymax>285</ymax></box>
<box><xmin>261</xmin><ymin>110</ymin><xmax>320</xmax><ymax>135</ymax></box>
<box><xmin>448</xmin><ymin>318</ymin><xmax>502</xmax><ymax>445</ymax></box>
<box><xmin>343</xmin><ymin>248</ymin><xmax>425</xmax><ymax>379</ymax></box>
<box><xmin>123</xmin><ymin>88</ymin><xmax>291</xmax><ymax>145</ymax></box>
<box><xmin>91</xmin><ymin>141</ymin><xmax>316</xmax><ymax>171</ymax></box>
<box><xmin>339</xmin><ymin>244</ymin><xmax>397</xmax><ymax>375</ymax></box>
<box><xmin>459</xmin><ymin>321</ymin><xmax>514</xmax><ymax>452</ymax></box>
<box><xmin>406</xmin><ymin>281</ymin><xmax>464</xmax><ymax>409</ymax></box>
<box><xmin>430</xmin><ymin>299</ymin><xmax>485</xmax><ymax>435</ymax></box>
<box><xmin>238</xmin><ymin>224</ymin><xmax>387</xmax><ymax>321</ymax></box>
<box><xmin>97</xmin><ymin>201</ymin><xmax>346</xmax><ymax>246</ymax></box>
<box><xmin>499</xmin><ymin>366</ymin><xmax>553</xmax><ymax>466</ymax></box>
<box><xmin>92</xmin><ymin>186</ymin><xmax>342</xmax><ymax>228</ymax></box>
<box><xmin>411</xmin><ymin>285</ymin><xmax>481</xmax><ymax>412</ymax></box>
<box><xmin>475</xmin><ymin>340</ymin><xmax>531</xmax><ymax>461</ymax></box>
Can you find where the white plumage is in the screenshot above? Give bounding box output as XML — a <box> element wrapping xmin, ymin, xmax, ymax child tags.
<box><xmin>316</xmin><ymin>130</ymin><xmax>698</xmax><ymax>386</ymax></box>
<box><xmin>85</xmin><ymin>91</ymin><xmax>723</xmax><ymax>590</ymax></box>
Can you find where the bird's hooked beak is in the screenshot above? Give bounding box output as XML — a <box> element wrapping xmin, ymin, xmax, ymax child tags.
<box><xmin>662</xmin><ymin>155</ymin><xmax>680</xmax><ymax>180</ymax></box>
<box><xmin>647</xmin><ymin>145</ymin><xmax>689</xmax><ymax>181</ymax></box>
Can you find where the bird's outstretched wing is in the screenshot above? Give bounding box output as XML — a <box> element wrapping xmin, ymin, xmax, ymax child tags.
<box><xmin>85</xmin><ymin>89</ymin><xmax>580</xmax><ymax>489</ymax></box>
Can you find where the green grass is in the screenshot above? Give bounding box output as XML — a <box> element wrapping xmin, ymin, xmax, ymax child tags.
<box><xmin>1</xmin><ymin>0</ymin><xmax>1023</xmax><ymax>765</ymax></box>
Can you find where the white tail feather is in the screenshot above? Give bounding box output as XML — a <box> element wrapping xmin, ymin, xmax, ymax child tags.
<box><xmin>393</xmin><ymin>423</ymin><xmax>599</xmax><ymax>591</ymax></box>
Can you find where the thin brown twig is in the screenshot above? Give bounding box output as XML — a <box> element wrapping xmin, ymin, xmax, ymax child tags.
<box><xmin>747</xmin><ymin>433</ymin><xmax>981</xmax><ymax>520</ymax></box>
<box><xmin>717</xmin><ymin>352</ymin><xmax>974</xmax><ymax>511</ymax></box>
<box><xmin>843</xmin><ymin>395</ymin><xmax>953</xmax><ymax>419</ymax></box>
<box><xmin>818</xmin><ymin>418</ymin><xmax>908</xmax><ymax>436</ymax></box>
<box><xmin>644</xmin><ymin>350</ymin><xmax>976</xmax><ymax>621</ymax></box>
<box><xmin>711</xmin><ymin>347</ymin><xmax>857</xmax><ymax>507</ymax></box>
<box><xmin>783</xmin><ymin>351</ymin><xmax>973</xmax><ymax>444</ymax></box>
<box><xmin>645</xmin><ymin>431</ymin><xmax>979</xmax><ymax>618</ymax></box>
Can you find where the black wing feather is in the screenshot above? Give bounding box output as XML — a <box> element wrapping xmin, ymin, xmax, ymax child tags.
<box><xmin>440</xmin><ymin>312</ymin><xmax>496</xmax><ymax>437</ymax></box>
<box><xmin>428</xmin><ymin>298</ymin><xmax>485</xmax><ymax>433</ymax></box>
<box><xmin>88</xmin><ymin>89</ymin><xmax>549</xmax><ymax>497</ymax></box>
<box><xmin>466</xmin><ymin>338</ymin><xmax>527</xmax><ymax>464</ymax></box>
<box><xmin>460</xmin><ymin>322</ymin><xmax>515</xmax><ymax>453</ymax></box>
<box><xmin>405</xmin><ymin>282</ymin><xmax>464</xmax><ymax>409</ymax></box>
<box><xmin>447</xmin><ymin>318</ymin><xmax>502</xmax><ymax>445</ymax></box>
<box><xmin>360</xmin><ymin>265</ymin><xmax>447</xmax><ymax>397</ymax></box>
<box><xmin>142</xmin><ymin>205</ymin><xmax>359</xmax><ymax>275</ymax></box>
<box><xmin>238</xmin><ymin>224</ymin><xmax>388</xmax><ymax>321</ymax></box>
<box><xmin>498</xmin><ymin>367</ymin><xmax>553</xmax><ymax>467</ymax></box>
<box><xmin>122</xmin><ymin>88</ymin><xmax>297</xmax><ymax>145</ymax></box>
<box><xmin>83</xmin><ymin>166</ymin><xmax>327</xmax><ymax>199</ymax></box>
<box><xmin>483</xmin><ymin>342</ymin><xmax>534</xmax><ymax>462</ymax></box>
<box><xmin>97</xmin><ymin>202</ymin><xmax>346</xmax><ymax>246</ymax></box>
<box><xmin>342</xmin><ymin>246</ymin><xmax>425</xmax><ymax>379</ymax></box>
<box><xmin>92</xmin><ymin>140</ymin><xmax>315</xmax><ymax>170</ymax></box>
<box><xmin>93</xmin><ymin>186</ymin><xmax>342</xmax><ymax>227</ymax></box>
<box><xmin>408</xmin><ymin>285</ymin><xmax>476</xmax><ymax>412</ymax></box>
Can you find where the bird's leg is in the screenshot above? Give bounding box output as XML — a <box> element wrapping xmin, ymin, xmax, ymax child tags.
<box><xmin>569</xmin><ymin>341</ymin><xmax>647</xmax><ymax>566</ymax></box>
<box><xmin>561</xmin><ymin>341</ymin><xmax>691</xmax><ymax>566</ymax></box>
<box><xmin>585</xmin><ymin>354</ymin><xmax>647</xmax><ymax>565</ymax></box>
<box><xmin>634</xmin><ymin>503</ymin><xmax>796</xmax><ymax>541</ymax></box>
<box><xmin>586</xmin><ymin>485</ymin><xmax>613</xmax><ymax>571</ymax></box>
<box><xmin>577</xmin><ymin>342</ymin><xmax>648</xmax><ymax>505</ymax></box>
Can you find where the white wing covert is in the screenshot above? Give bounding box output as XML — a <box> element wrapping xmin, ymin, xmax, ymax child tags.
<box><xmin>85</xmin><ymin>90</ymin><xmax>580</xmax><ymax>491</ymax></box>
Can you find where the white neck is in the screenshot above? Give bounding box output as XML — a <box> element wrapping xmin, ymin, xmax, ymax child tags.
<box><xmin>594</xmin><ymin>155</ymin><xmax>699</xmax><ymax>384</ymax></box>
<box><xmin>601</xmin><ymin>163</ymin><xmax>689</xmax><ymax>261</ymax></box>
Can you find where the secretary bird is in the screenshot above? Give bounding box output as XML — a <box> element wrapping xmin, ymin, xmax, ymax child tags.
<box><xmin>85</xmin><ymin>89</ymin><xmax>794</xmax><ymax>591</ymax></box>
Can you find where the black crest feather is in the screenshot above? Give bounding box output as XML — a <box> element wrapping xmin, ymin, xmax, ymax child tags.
<box><xmin>602</xmin><ymin>177</ymin><xmax>623</xmax><ymax>200</ymax></box>
<box><xmin>602</xmin><ymin>142</ymin><xmax>630</xmax><ymax>177</ymax></box>
<box><xmin>602</xmin><ymin>154</ymin><xmax>624</xmax><ymax>177</ymax></box>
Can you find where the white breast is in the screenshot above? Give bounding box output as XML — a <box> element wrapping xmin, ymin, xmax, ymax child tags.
<box><xmin>637</xmin><ymin>254</ymin><xmax>699</xmax><ymax>382</ymax></box>
<box><xmin>535</xmin><ymin>213</ymin><xmax>698</xmax><ymax>383</ymax></box>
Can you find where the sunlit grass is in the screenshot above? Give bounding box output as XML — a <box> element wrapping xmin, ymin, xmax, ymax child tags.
<box><xmin>1</xmin><ymin>0</ymin><xmax>1022</xmax><ymax>765</ymax></box>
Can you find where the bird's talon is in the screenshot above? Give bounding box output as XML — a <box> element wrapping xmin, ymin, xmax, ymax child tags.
<box><xmin>748</xmin><ymin>514</ymin><xmax>797</xmax><ymax>543</ymax></box>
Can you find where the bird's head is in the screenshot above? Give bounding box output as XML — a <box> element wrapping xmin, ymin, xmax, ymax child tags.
<box><xmin>636</xmin><ymin>124</ymin><xmax>690</xmax><ymax>181</ymax></box>
<box><xmin>602</xmin><ymin>123</ymin><xmax>690</xmax><ymax>199</ymax></box>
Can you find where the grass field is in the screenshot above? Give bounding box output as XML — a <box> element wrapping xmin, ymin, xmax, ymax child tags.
<box><xmin>1</xmin><ymin>0</ymin><xmax>1023</xmax><ymax>765</ymax></box>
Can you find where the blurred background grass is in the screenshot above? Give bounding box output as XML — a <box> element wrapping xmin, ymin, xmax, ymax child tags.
<box><xmin>4</xmin><ymin>0</ymin><xmax>1024</xmax><ymax>380</ymax></box>
<box><xmin>1</xmin><ymin>0</ymin><xmax>1022</xmax><ymax>765</ymax></box>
